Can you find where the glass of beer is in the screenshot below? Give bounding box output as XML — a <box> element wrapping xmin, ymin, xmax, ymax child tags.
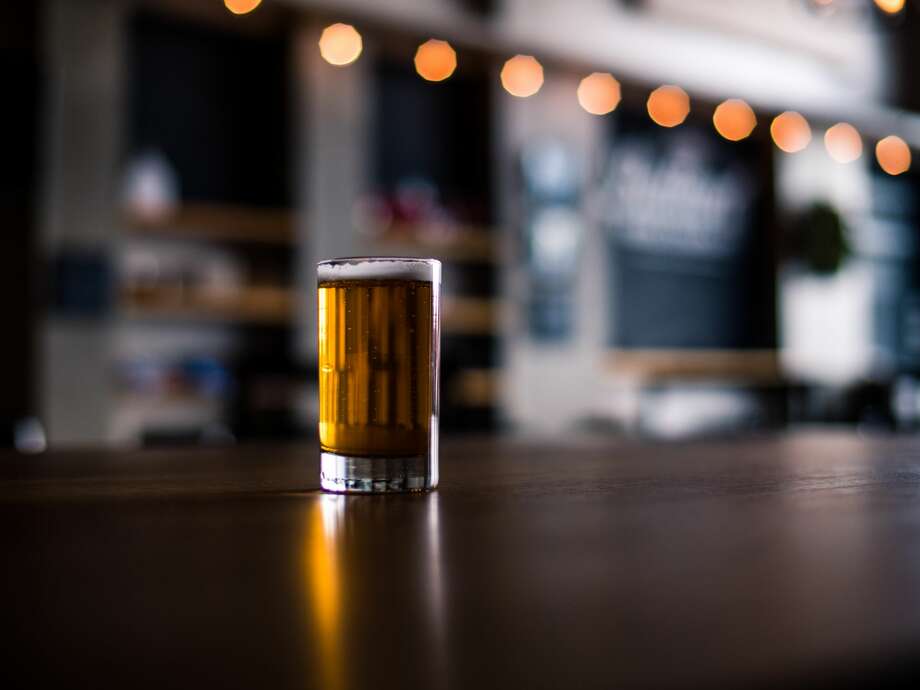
<box><xmin>317</xmin><ymin>257</ymin><xmax>440</xmax><ymax>493</ymax></box>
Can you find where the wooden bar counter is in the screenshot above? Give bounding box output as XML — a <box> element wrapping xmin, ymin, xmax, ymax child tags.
<box><xmin>3</xmin><ymin>432</ymin><xmax>920</xmax><ymax>689</ymax></box>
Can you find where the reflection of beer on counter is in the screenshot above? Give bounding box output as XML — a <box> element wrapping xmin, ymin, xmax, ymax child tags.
<box><xmin>318</xmin><ymin>278</ymin><xmax>434</xmax><ymax>457</ymax></box>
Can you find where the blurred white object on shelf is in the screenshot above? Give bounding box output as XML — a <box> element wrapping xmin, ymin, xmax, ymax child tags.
<box><xmin>122</xmin><ymin>151</ymin><xmax>179</xmax><ymax>222</ymax></box>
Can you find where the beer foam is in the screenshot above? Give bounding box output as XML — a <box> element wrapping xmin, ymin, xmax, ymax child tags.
<box><xmin>318</xmin><ymin>257</ymin><xmax>440</xmax><ymax>283</ymax></box>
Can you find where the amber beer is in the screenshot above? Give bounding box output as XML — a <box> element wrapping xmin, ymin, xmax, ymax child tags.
<box><xmin>317</xmin><ymin>258</ymin><xmax>440</xmax><ymax>493</ymax></box>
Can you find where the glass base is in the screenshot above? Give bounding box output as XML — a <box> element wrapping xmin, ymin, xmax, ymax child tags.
<box><xmin>320</xmin><ymin>452</ymin><xmax>436</xmax><ymax>493</ymax></box>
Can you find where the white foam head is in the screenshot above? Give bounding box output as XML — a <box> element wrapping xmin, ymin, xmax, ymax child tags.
<box><xmin>317</xmin><ymin>257</ymin><xmax>440</xmax><ymax>283</ymax></box>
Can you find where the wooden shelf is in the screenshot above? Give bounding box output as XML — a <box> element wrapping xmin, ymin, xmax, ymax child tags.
<box><xmin>441</xmin><ymin>297</ymin><xmax>499</xmax><ymax>335</ymax></box>
<box><xmin>116</xmin><ymin>390</ymin><xmax>223</xmax><ymax>409</ymax></box>
<box><xmin>607</xmin><ymin>349</ymin><xmax>782</xmax><ymax>383</ymax></box>
<box><xmin>366</xmin><ymin>222</ymin><xmax>496</xmax><ymax>263</ymax></box>
<box><xmin>122</xmin><ymin>288</ymin><xmax>498</xmax><ymax>334</ymax></box>
<box><xmin>449</xmin><ymin>368</ymin><xmax>498</xmax><ymax>407</ymax></box>
<box><xmin>121</xmin><ymin>286</ymin><xmax>294</xmax><ymax>326</ymax></box>
<box><xmin>109</xmin><ymin>390</ymin><xmax>225</xmax><ymax>445</ymax></box>
<box><xmin>124</xmin><ymin>203</ymin><xmax>295</xmax><ymax>246</ymax></box>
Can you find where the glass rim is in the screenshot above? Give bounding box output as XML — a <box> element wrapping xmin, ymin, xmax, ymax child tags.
<box><xmin>317</xmin><ymin>256</ymin><xmax>441</xmax><ymax>284</ymax></box>
<box><xmin>317</xmin><ymin>256</ymin><xmax>441</xmax><ymax>267</ymax></box>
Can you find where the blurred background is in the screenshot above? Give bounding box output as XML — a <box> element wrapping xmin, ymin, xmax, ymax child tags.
<box><xmin>4</xmin><ymin>0</ymin><xmax>920</xmax><ymax>451</ymax></box>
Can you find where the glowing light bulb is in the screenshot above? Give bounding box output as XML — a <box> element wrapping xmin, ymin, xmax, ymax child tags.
<box><xmin>577</xmin><ymin>73</ymin><xmax>622</xmax><ymax>116</ymax></box>
<box><xmin>824</xmin><ymin>123</ymin><xmax>862</xmax><ymax>163</ymax></box>
<box><xmin>319</xmin><ymin>23</ymin><xmax>363</xmax><ymax>66</ymax></box>
<box><xmin>414</xmin><ymin>39</ymin><xmax>457</xmax><ymax>82</ymax></box>
<box><xmin>224</xmin><ymin>0</ymin><xmax>262</xmax><ymax>14</ymax></box>
<box><xmin>874</xmin><ymin>0</ymin><xmax>905</xmax><ymax>14</ymax></box>
<box><xmin>770</xmin><ymin>111</ymin><xmax>812</xmax><ymax>153</ymax></box>
<box><xmin>647</xmin><ymin>85</ymin><xmax>690</xmax><ymax>128</ymax></box>
<box><xmin>712</xmin><ymin>99</ymin><xmax>757</xmax><ymax>141</ymax></box>
<box><xmin>876</xmin><ymin>135</ymin><xmax>911</xmax><ymax>175</ymax></box>
<box><xmin>500</xmin><ymin>55</ymin><xmax>544</xmax><ymax>98</ymax></box>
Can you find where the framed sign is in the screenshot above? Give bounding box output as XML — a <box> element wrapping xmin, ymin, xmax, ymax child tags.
<box><xmin>601</xmin><ymin>112</ymin><xmax>775</xmax><ymax>350</ymax></box>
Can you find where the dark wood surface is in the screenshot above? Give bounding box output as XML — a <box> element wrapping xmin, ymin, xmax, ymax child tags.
<box><xmin>4</xmin><ymin>431</ymin><xmax>920</xmax><ymax>689</ymax></box>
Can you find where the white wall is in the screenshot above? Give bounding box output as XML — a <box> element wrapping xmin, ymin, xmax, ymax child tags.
<box><xmin>293</xmin><ymin>20</ymin><xmax>373</xmax><ymax>362</ymax></box>
<box><xmin>39</xmin><ymin>0</ymin><xmax>126</xmax><ymax>445</ymax></box>
<box><xmin>495</xmin><ymin>70</ymin><xmax>615</xmax><ymax>433</ymax></box>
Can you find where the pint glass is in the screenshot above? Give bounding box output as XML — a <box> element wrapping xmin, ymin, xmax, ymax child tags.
<box><xmin>317</xmin><ymin>258</ymin><xmax>440</xmax><ymax>492</ymax></box>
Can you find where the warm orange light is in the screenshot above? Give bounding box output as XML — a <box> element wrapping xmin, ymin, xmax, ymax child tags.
<box><xmin>712</xmin><ymin>99</ymin><xmax>757</xmax><ymax>141</ymax></box>
<box><xmin>577</xmin><ymin>72</ymin><xmax>622</xmax><ymax>115</ymax></box>
<box><xmin>414</xmin><ymin>39</ymin><xmax>457</xmax><ymax>82</ymax></box>
<box><xmin>224</xmin><ymin>0</ymin><xmax>262</xmax><ymax>14</ymax></box>
<box><xmin>318</xmin><ymin>23</ymin><xmax>363</xmax><ymax>66</ymax></box>
<box><xmin>876</xmin><ymin>135</ymin><xmax>911</xmax><ymax>175</ymax></box>
<box><xmin>874</xmin><ymin>0</ymin><xmax>905</xmax><ymax>14</ymax></box>
<box><xmin>306</xmin><ymin>498</ymin><xmax>344</xmax><ymax>690</ymax></box>
<box><xmin>770</xmin><ymin>111</ymin><xmax>812</xmax><ymax>153</ymax></box>
<box><xmin>500</xmin><ymin>55</ymin><xmax>544</xmax><ymax>98</ymax></box>
<box><xmin>824</xmin><ymin>123</ymin><xmax>862</xmax><ymax>163</ymax></box>
<box><xmin>647</xmin><ymin>85</ymin><xmax>690</xmax><ymax>128</ymax></box>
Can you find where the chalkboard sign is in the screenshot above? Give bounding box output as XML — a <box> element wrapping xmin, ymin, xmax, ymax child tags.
<box><xmin>602</xmin><ymin>111</ymin><xmax>775</xmax><ymax>350</ymax></box>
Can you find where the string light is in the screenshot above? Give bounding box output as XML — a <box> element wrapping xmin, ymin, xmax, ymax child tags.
<box><xmin>577</xmin><ymin>73</ymin><xmax>622</xmax><ymax>115</ymax></box>
<box><xmin>824</xmin><ymin>123</ymin><xmax>863</xmax><ymax>163</ymax></box>
<box><xmin>770</xmin><ymin>111</ymin><xmax>811</xmax><ymax>153</ymax></box>
<box><xmin>318</xmin><ymin>23</ymin><xmax>363</xmax><ymax>66</ymax></box>
<box><xmin>876</xmin><ymin>135</ymin><xmax>911</xmax><ymax>175</ymax></box>
<box><xmin>712</xmin><ymin>99</ymin><xmax>756</xmax><ymax>141</ymax></box>
<box><xmin>874</xmin><ymin>0</ymin><xmax>905</xmax><ymax>14</ymax></box>
<box><xmin>500</xmin><ymin>55</ymin><xmax>544</xmax><ymax>98</ymax></box>
<box><xmin>415</xmin><ymin>39</ymin><xmax>457</xmax><ymax>82</ymax></box>
<box><xmin>306</xmin><ymin>30</ymin><xmax>920</xmax><ymax>178</ymax></box>
<box><xmin>224</xmin><ymin>0</ymin><xmax>261</xmax><ymax>14</ymax></box>
<box><xmin>647</xmin><ymin>85</ymin><xmax>690</xmax><ymax>128</ymax></box>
